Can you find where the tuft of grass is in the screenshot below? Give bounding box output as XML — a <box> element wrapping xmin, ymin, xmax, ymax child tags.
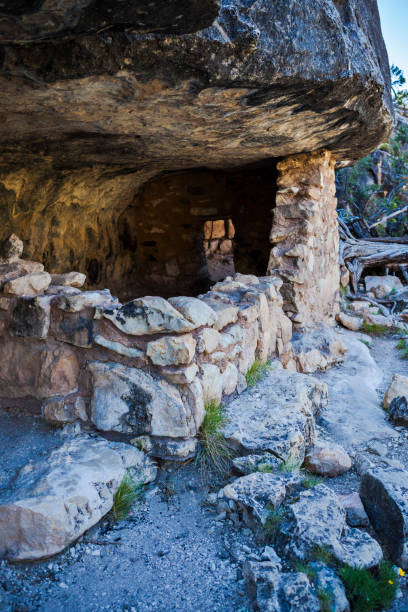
<box><xmin>396</xmin><ymin>338</ymin><xmax>408</xmax><ymax>359</ymax></box>
<box><xmin>195</xmin><ymin>400</ymin><xmax>232</xmax><ymax>478</ymax></box>
<box><xmin>360</xmin><ymin>338</ymin><xmax>370</xmax><ymax>347</ymax></box>
<box><xmin>340</xmin><ymin>561</ymin><xmax>398</xmax><ymax>612</ymax></box>
<box><xmin>264</xmin><ymin>505</ymin><xmax>286</xmax><ymax>543</ymax></box>
<box><xmin>257</xmin><ymin>463</ymin><xmax>272</xmax><ymax>473</ymax></box>
<box><xmin>246</xmin><ymin>359</ymin><xmax>271</xmax><ymax>388</ymax></box>
<box><xmin>311</xmin><ymin>544</ymin><xmax>335</xmax><ymax>566</ymax></box>
<box><xmin>301</xmin><ymin>473</ymin><xmax>323</xmax><ymax>489</ymax></box>
<box><xmin>112</xmin><ymin>472</ymin><xmax>144</xmax><ymax>521</ymax></box>
<box><xmin>317</xmin><ymin>587</ymin><xmax>334</xmax><ymax>612</ymax></box>
<box><xmin>293</xmin><ymin>561</ymin><xmax>317</xmax><ymax>581</ymax></box>
<box><xmin>362</xmin><ymin>321</ymin><xmax>392</xmax><ymax>335</ymax></box>
<box><xmin>278</xmin><ymin>455</ymin><xmax>302</xmax><ymax>473</ymax></box>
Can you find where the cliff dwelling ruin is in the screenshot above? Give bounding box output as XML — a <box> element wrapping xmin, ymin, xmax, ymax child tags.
<box><xmin>4</xmin><ymin>6</ymin><xmax>408</xmax><ymax>606</ymax></box>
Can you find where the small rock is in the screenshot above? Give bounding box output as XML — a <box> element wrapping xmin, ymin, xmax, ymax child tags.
<box><xmin>3</xmin><ymin>272</ymin><xmax>51</xmax><ymax>297</ymax></box>
<box><xmin>384</xmin><ymin>374</ymin><xmax>408</xmax><ymax>410</ymax></box>
<box><xmin>50</xmin><ymin>271</ymin><xmax>86</xmax><ymax>288</ymax></box>
<box><xmin>365</xmin><ymin>275</ymin><xmax>402</xmax><ymax>299</ymax></box>
<box><xmin>304</xmin><ymin>442</ymin><xmax>352</xmax><ymax>477</ymax></box>
<box><xmin>336</xmin><ymin>311</ymin><xmax>362</xmax><ymax>332</ymax></box>
<box><xmin>338</xmin><ymin>492</ymin><xmax>369</xmax><ymax>528</ymax></box>
<box><xmin>389</xmin><ymin>396</ymin><xmax>408</xmax><ymax>427</ymax></box>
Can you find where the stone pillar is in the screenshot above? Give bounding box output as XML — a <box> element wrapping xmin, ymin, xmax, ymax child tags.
<box><xmin>268</xmin><ymin>150</ymin><xmax>339</xmax><ymax>328</ymax></box>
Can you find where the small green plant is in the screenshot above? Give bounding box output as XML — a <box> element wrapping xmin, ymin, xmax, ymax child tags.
<box><xmin>293</xmin><ymin>561</ymin><xmax>317</xmax><ymax>581</ymax></box>
<box><xmin>246</xmin><ymin>359</ymin><xmax>271</xmax><ymax>388</ymax></box>
<box><xmin>257</xmin><ymin>463</ymin><xmax>272</xmax><ymax>473</ymax></box>
<box><xmin>301</xmin><ymin>473</ymin><xmax>323</xmax><ymax>489</ymax></box>
<box><xmin>359</xmin><ymin>338</ymin><xmax>370</xmax><ymax>347</ymax></box>
<box><xmin>264</xmin><ymin>505</ymin><xmax>286</xmax><ymax>542</ymax></box>
<box><xmin>195</xmin><ymin>400</ymin><xmax>232</xmax><ymax>477</ymax></box>
<box><xmin>362</xmin><ymin>321</ymin><xmax>391</xmax><ymax>336</ymax></box>
<box><xmin>396</xmin><ymin>337</ymin><xmax>408</xmax><ymax>359</ymax></box>
<box><xmin>112</xmin><ymin>472</ymin><xmax>144</xmax><ymax>521</ymax></box>
<box><xmin>340</xmin><ymin>560</ymin><xmax>398</xmax><ymax>612</ymax></box>
<box><xmin>311</xmin><ymin>544</ymin><xmax>335</xmax><ymax>566</ymax></box>
<box><xmin>278</xmin><ymin>455</ymin><xmax>302</xmax><ymax>473</ymax></box>
<box><xmin>317</xmin><ymin>587</ymin><xmax>334</xmax><ymax>612</ymax></box>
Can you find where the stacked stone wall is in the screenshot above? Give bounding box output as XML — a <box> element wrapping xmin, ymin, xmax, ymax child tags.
<box><xmin>0</xmin><ymin>237</ymin><xmax>293</xmax><ymax>459</ymax></box>
<box><xmin>268</xmin><ymin>150</ymin><xmax>340</xmax><ymax>328</ymax></box>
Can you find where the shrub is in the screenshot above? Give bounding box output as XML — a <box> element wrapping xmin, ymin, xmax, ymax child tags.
<box><xmin>246</xmin><ymin>359</ymin><xmax>271</xmax><ymax>388</ymax></box>
<box><xmin>340</xmin><ymin>561</ymin><xmax>398</xmax><ymax>612</ymax></box>
<box><xmin>112</xmin><ymin>472</ymin><xmax>144</xmax><ymax>521</ymax></box>
<box><xmin>195</xmin><ymin>400</ymin><xmax>232</xmax><ymax>477</ymax></box>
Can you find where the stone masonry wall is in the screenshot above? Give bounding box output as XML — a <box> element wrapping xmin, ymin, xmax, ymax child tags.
<box><xmin>268</xmin><ymin>151</ymin><xmax>340</xmax><ymax>328</ymax></box>
<box><xmin>0</xmin><ymin>236</ymin><xmax>293</xmax><ymax>460</ymax></box>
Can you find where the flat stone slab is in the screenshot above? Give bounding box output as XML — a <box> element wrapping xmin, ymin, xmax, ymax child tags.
<box><xmin>0</xmin><ymin>436</ymin><xmax>157</xmax><ymax>561</ymax></box>
<box><xmin>360</xmin><ymin>466</ymin><xmax>408</xmax><ymax>569</ymax></box>
<box><xmin>222</xmin><ymin>366</ymin><xmax>328</xmax><ymax>462</ymax></box>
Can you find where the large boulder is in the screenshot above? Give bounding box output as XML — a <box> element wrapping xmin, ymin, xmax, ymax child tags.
<box><xmin>0</xmin><ymin>436</ymin><xmax>157</xmax><ymax>561</ymax></box>
<box><xmin>221</xmin><ymin>365</ymin><xmax>328</xmax><ymax>463</ymax></box>
<box><xmin>360</xmin><ymin>466</ymin><xmax>408</xmax><ymax>568</ymax></box>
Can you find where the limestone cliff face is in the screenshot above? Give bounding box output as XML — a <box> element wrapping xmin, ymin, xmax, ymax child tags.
<box><xmin>0</xmin><ymin>0</ymin><xmax>393</xmax><ymax>291</ymax></box>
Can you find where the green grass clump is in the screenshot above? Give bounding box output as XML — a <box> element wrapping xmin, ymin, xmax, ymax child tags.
<box><xmin>278</xmin><ymin>455</ymin><xmax>302</xmax><ymax>473</ymax></box>
<box><xmin>396</xmin><ymin>337</ymin><xmax>408</xmax><ymax>359</ymax></box>
<box><xmin>311</xmin><ymin>544</ymin><xmax>335</xmax><ymax>566</ymax></box>
<box><xmin>264</xmin><ymin>505</ymin><xmax>286</xmax><ymax>543</ymax></box>
<box><xmin>293</xmin><ymin>561</ymin><xmax>317</xmax><ymax>581</ymax></box>
<box><xmin>362</xmin><ymin>321</ymin><xmax>391</xmax><ymax>335</ymax></box>
<box><xmin>112</xmin><ymin>472</ymin><xmax>144</xmax><ymax>521</ymax></box>
<box><xmin>257</xmin><ymin>463</ymin><xmax>272</xmax><ymax>473</ymax></box>
<box><xmin>246</xmin><ymin>359</ymin><xmax>271</xmax><ymax>388</ymax></box>
<box><xmin>301</xmin><ymin>473</ymin><xmax>323</xmax><ymax>489</ymax></box>
<box><xmin>359</xmin><ymin>339</ymin><xmax>370</xmax><ymax>347</ymax></box>
<box><xmin>340</xmin><ymin>561</ymin><xmax>398</xmax><ymax>612</ymax></box>
<box><xmin>195</xmin><ymin>400</ymin><xmax>232</xmax><ymax>477</ymax></box>
<box><xmin>317</xmin><ymin>587</ymin><xmax>334</xmax><ymax>612</ymax></box>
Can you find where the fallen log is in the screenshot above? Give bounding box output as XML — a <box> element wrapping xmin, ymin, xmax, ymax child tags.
<box><xmin>339</xmin><ymin>224</ymin><xmax>408</xmax><ymax>292</ymax></box>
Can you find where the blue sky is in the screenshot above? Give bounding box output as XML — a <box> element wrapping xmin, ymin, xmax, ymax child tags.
<box><xmin>378</xmin><ymin>0</ymin><xmax>408</xmax><ymax>80</ymax></box>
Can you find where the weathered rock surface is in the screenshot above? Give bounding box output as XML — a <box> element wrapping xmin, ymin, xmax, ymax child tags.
<box><xmin>89</xmin><ymin>361</ymin><xmax>198</xmax><ymax>439</ymax></box>
<box><xmin>281</xmin><ymin>485</ymin><xmax>382</xmax><ymax>569</ymax></box>
<box><xmin>291</xmin><ymin>325</ymin><xmax>346</xmax><ymax>373</ymax></box>
<box><xmin>389</xmin><ymin>396</ymin><xmax>408</xmax><ymax>427</ymax></box>
<box><xmin>304</xmin><ymin>442</ymin><xmax>352</xmax><ymax>477</ymax></box>
<box><xmin>0</xmin><ymin>436</ymin><xmax>156</xmax><ymax>561</ymax></box>
<box><xmin>222</xmin><ymin>472</ymin><xmax>300</xmax><ymax>527</ymax></box>
<box><xmin>50</xmin><ymin>272</ymin><xmax>86</xmax><ymax>288</ymax></box>
<box><xmin>311</xmin><ymin>562</ymin><xmax>350</xmax><ymax>612</ymax></box>
<box><xmin>0</xmin><ymin>0</ymin><xmax>220</xmax><ymax>43</ymax></box>
<box><xmin>232</xmin><ymin>454</ymin><xmax>282</xmax><ymax>476</ymax></box>
<box><xmin>384</xmin><ymin>373</ymin><xmax>408</xmax><ymax>410</ymax></box>
<box><xmin>0</xmin><ymin>0</ymin><xmax>392</xmax><ymax>285</ymax></box>
<box><xmin>104</xmin><ymin>297</ymin><xmax>194</xmax><ymax>336</ymax></box>
<box><xmin>146</xmin><ymin>334</ymin><xmax>196</xmax><ymax>366</ymax></box>
<box><xmin>222</xmin><ymin>365</ymin><xmax>328</xmax><ymax>463</ymax></box>
<box><xmin>244</xmin><ymin>554</ymin><xmax>321</xmax><ymax>612</ymax></box>
<box><xmin>365</xmin><ymin>275</ymin><xmax>403</xmax><ymax>299</ymax></box>
<box><xmin>338</xmin><ymin>492</ymin><xmax>369</xmax><ymax>528</ymax></box>
<box><xmin>336</xmin><ymin>311</ymin><xmax>363</xmax><ymax>332</ymax></box>
<box><xmin>360</xmin><ymin>466</ymin><xmax>408</xmax><ymax>568</ymax></box>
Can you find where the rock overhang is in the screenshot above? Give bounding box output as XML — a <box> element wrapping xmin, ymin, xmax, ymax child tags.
<box><xmin>0</xmin><ymin>0</ymin><xmax>394</xmax><ymax>177</ymax></box>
